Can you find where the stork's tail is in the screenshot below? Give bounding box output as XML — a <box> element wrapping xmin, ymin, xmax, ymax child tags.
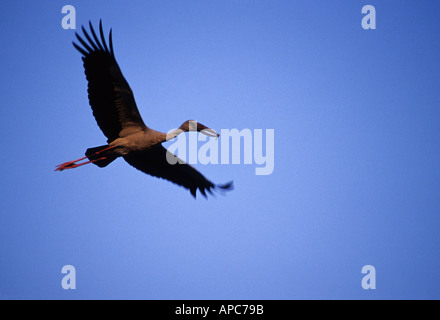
<box><xmin>86</xmin><ymin>145</ymin><xmax>118</xmax><ymax>168</ymax></box>
<box><xmin>216</xmin><ymin>181</ymin><xmax>234</xmax><ymax>192</ymax></box>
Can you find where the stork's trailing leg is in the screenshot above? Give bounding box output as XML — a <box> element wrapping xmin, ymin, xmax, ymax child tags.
<box><xmin>55</xmin><ymin>145</ymin><xmax>117</xmax><ymax>171</ymax></box>
<box><xmin>55</xmin><ymin>156</ymin><xmax>108</xmax><ymax>171</ymax></box>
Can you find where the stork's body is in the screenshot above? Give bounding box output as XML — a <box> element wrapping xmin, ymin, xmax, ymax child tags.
<box><xmin>112</xmin><ymin>129</ymin><xmax>166</xmax><ymax>155</ymax></box>
<box><xmin>56</xmin><ymin>21</ymin><xmax>233</xmax><ymax>198</ymax></box>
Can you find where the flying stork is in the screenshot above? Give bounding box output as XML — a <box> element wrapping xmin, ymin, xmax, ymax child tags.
<box><xmin>56</xmin><ymin>21</ymin><xmax>233</xmax><ymax>198</ymax></box>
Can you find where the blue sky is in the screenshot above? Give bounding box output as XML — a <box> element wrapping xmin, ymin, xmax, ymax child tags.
<box><xmin>1</xmin><ymin>0</ymin><xmax>440</xmax><ymax>299</ymax></box>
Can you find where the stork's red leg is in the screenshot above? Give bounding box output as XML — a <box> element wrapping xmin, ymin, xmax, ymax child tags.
<box><xmin>55</xmin><ymin>156</ymin><xmax>89</xmax><ymax>170</ymax></box>
<box><xmin>55</xmin><ymin>146</ymin><xmax>115</xmax><ymax>171</ymax></box>
<box><xmin>55</xmin><ymin>156</ymin><xmax>109</xmax><ymax>171</ymax></box>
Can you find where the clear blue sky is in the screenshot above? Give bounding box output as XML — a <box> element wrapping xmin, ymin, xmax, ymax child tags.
<box><xmin>1</xmin><ymin>0</ymin><xmax>439</xmax><ymax>299</ymax></box>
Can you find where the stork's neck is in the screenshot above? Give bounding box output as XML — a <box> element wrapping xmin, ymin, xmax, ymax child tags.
<box><xmin>164</xmin><ymin>128</ymin><xmax>184</xmax><ymax>142</ymax></box>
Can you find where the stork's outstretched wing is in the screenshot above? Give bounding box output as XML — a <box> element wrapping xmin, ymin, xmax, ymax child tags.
<box><xmin>73</xmin><ymin>21</ymin><xmax>147</xmax><ymax>142</ymax></box>
<box><xmin>123</xmin><ymin>146</ymin><xmax>233</xmax><ymax>198</ymax></box>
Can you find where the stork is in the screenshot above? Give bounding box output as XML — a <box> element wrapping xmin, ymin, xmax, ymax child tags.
<box><xmin>56</xmin><ymin>21</ymin><xmax>233</xmax><ymax>198</ymax></box>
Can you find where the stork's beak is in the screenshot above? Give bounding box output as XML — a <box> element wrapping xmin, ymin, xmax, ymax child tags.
<box><xmin>201</xmin><ymin>128</ymin><xmax>220</xmax><ymax>138</ymax></box>
<box><xmin>194</xmin><ymin>122</ymin><xmax>219</xmax><ymax>138</ymax></box>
